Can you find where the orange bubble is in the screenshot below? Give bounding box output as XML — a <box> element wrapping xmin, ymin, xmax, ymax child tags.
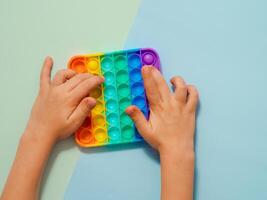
<box><xmin>70</xmin><ymin>58</ymin><xmax>87</xmax><ymax>73</ymax></box>
<box><xmin>76</xmin><ymin>128</ymin><xmax>94</xmax><ymax>145</ymax></box>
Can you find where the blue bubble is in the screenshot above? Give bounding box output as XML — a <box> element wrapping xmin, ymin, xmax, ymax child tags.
<box><xmin>128</xmin><ymin>54</ymin><xmax>141</xmax><ymax>68</ymax></box>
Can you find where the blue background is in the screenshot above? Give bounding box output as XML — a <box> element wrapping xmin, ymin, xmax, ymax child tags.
<box><xmin>65</xmin><ymin>0</ymin><xmax>267</xmax><ymax>199</ymax></box>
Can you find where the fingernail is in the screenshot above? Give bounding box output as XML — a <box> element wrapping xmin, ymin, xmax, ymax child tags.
<box><xmin>87</xmin><ymin>98</ymin><xmax>96</xmax><ymax>107</ymax></box>
<box><xmin>45</xmin><ymin>56</ymin><xmax>52</xmax><ymax>61</ymax></box>
<box><xmin>97</xmin><ymin>76</ymin><xmax>105</xmax><ymax>83</ymax></box>
<box><xmin>126</xmin><ymin>106</ymin><xmax>135</xmax><ymax>115</ymax></box>
<box><xmin>142</xmin><ymin>65</ymin><xmax>152</xmax><ymax>74</ymax></box>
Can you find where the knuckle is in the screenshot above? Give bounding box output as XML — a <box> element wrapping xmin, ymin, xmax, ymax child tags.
<box><xmin>171</xmin><ymin>76</ymin><xmax>181</xmax><ymax>83</ymax></box>
<box><xmin>171</xmin><ymin>76</ymin><xmax>183</xmax><ymax>83</ymax></box>
<box><xmin>178</xmin><ymin>84</ymin><xmax>187</xmax><ymax>91</ymax></box>
<box><xmin>77</xmin><ymin>73</ymin><xmax>86</xmax><ymax>80</ymax></box>
<box><xmin>189</xmin><ymin>85</ymin><xmax>199</xmax><ymax>99</ymax></box>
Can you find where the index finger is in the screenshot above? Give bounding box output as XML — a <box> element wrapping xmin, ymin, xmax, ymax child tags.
<box><xmin>142</xmin><ymin>66</ymin><xmax>171</xmax><ymax>107</ymax></box>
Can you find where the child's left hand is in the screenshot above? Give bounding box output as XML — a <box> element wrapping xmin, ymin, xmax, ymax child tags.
<box><xmin>26</xmin><ymin>57</ymin><xmax>104</xmax><ymax>143</ymax></box>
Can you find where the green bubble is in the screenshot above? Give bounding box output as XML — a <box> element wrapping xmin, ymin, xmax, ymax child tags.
<box><xmin>119</xmin><ymin>97</ymin><xmax>131</xmax><ymax>112</ymax></box>
<box><xmin>122</xmin><ymin>125</ymin><xmax>134</xmax><ymax>140</ymax></box>
<box><xmin>120</xmin><ymin>113</ymin><xmax>132</xmax><ymax>125</ymax></box>
<box><xmin>104</xmin><ymin>71</ymin><xmax>115</xmax><ymax>84</ymax></box>
<box><xmin>114</xmin><ymin>55</ymin><xmax>127</xmax><ymax>70</ymax></box>
<box><xmin>116</xmin><ymin>70</ymin><xmax>129</xmax><ymax>83</ymax></box>
<box><xmin>104</xmin><ymin>85</ymin><xmax>116</xmax><ymax>98</ymax></box>
<box><xmin>101</xmin><ymin>57</ymin><xmax>113</xmax><ymax>71</ymax></box>
<box><xmin>107</xmin><ymin>113</ymin><xmax>119</xmax><ymax>127</ymax></box>
<box><xmin>118</xmin><ymin>83</ymin><xmax>130</xmax><ymax>97</ymax></box>
<box><xmin>106</xmin><ymin>99</ymin><xmax>118</xmax><ymax>111</ymax></box>
<box><xmin>108</xmin><ymin>127</ymin><xmax>121</xmax><ymax>141</ymax></box>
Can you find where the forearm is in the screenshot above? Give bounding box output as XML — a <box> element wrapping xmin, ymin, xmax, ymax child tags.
<box><xmin>160</xmin><ymin>150</ymin><xmax>195</xmax><ymax>200</ymax></box>
<box><xmin>1</xmin><ymin>129</ymin><xmax>55</xmax><ymax>200</ymax></box>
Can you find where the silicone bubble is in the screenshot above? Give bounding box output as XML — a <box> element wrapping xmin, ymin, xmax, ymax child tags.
<box><xmin>93</xmin><ymin>100</ymin><xmax>104</xmax><ymax>113</ymax></box>
<box><xmin>120</xmin><ymin>112</ymin><xmax>132</xmax><ymax>125</ymax></box>
<box><xmin>131</xmin><ymin>82</ymin><xmax>145</xmax><ymax>96</ymax></box>
<box><xmin>104</xmin><ymin>85</ymin><xmax>116</xmax><ymax>99</ymax></box>
<box><xmin>117</xmin><ymin>83</ymin><xmax>130</xmax><ymax>97</ymax></box>
<box><xmin>119</xmin><ymin>97</ymin><xmax>131</xmax><ymax>112</ymax></box>
<box><xmin>93</xmin><ymin>114</ymin><xmax>105</xmax><ymax>126</ymax></box>
<box><xmin>82</xmin><ymin>117</ymin><xmax>91</xmax><ymax>128</ymax></box>
<box><xmin>104</xmin><ymin>71</ymin><xmax>115</xmax><ymax>85</ymax></box>
<box><xmin>107</xmin><ymin>113</ymin><xmax>119</xmax><ymax>127</ymax></box>
<box><xmin>90</xmin><ymin>86</ymin><xmax>102</xmax><ymax>99</ymax></box>
<box><xmin>78</xmin><ymin>128</ymin><xmax>94</xmax><ymax>144</ymax></box>
<box><xmin>133</xmin><ymin>96</ymin><xmax>146</xmax><ymax>109</ymax></box>
<box><xmin>128</xmin><ymin>54</ymin><xmax>141</xmax><ymax>68</ymax></box>
<box><xmin>106</xmin><ymin>99</ymin><xmax>118</xmax><ymax>112</ymax></box>
<box><xmin>122</xmin><ymin>125</ymin><xmax>134</xmax><ymax>140</ymax></box>
<box><xmin>87</xmin><ymin>58</ymin><xmax>99</xmax><ymax>72</ymax></box>
<box><xmin>101</xmin><ymin>57</ymin><xmax>113</xmax><ymax>71</ymax></box>
<box><xmin>108</xmin><ymin>127</ymin><xmax>121</xmax><ymax>141</ymax></box>
<box><xmin>114</xmin><ymin>55</ymin><xmax>127</xmax><ymax>70</ymax></box>
<box><xmin>94</xmin><ymin>128</ymin><xmax>107</xmax><ymax>142</ymax></box>
<box><xmin>70</xmin><ymin>58</ymin><xmax>87</xmax><ymax>73</ymax></box>
<box><xmin>116</xmin><ymin>70</ymin><xmax>129</xmax><ymax>83</ymax></box>
<box><xmin>130</xmin><ymin>68</ymin><xmax>142</xmax><ymax>82</ymax></box>
<box><xmin>142</xmin><ymin>51</ymin><xmax>156</xmax><ymax>65</ymax></box>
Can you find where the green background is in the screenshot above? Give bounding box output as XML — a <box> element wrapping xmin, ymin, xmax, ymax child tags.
<box><xmin>0</xmin><ymin>0</ymin><xmax>140</xmax><ymax>199</ymax></box>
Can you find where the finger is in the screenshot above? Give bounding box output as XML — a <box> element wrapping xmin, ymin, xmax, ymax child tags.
<box><xmin>170</xmin><ymin>76</ymin><xmax>187</xmax><ymax>103</ymax></box>
<box><xmin>150</xmin><ymin>66</ymin><xmax>171</xmax><ymax>101</ymax></box>
<box><xmin>70</xmin><ymin>76</ymin><xmax>104</xmax><ymax>104</ymax></box>
<box><xmin>126</xmin><ymin>105</ymin><xmax>151</xmax><ymax>138</ymax></box>
<box><xmin>52</xmin><ymin>69</ymin><xmax>77</xmax><ymax>86</ymax></box>
<box><xmin>142</xmin><ymin>66</ymin><xmax>162</xmax><ymax>107</ymax></box>
<box><xmin>40</xmin><ymin>56</ymin><xmax>53</xmax><ymax>89</ymax></box>
<box><xmin>186</xmin><ymin>85</ymin><xmax>199</xmax><ymax>112</ymax></box>
<box><xmin>64</xmin><ymin>73</ymin><xmax>94</xmax><ymax>91</ymax></box>
<box><xmin>68</xmin><ymin>97</ymin><xmax>96</xmax><ymax>127</ymax></box>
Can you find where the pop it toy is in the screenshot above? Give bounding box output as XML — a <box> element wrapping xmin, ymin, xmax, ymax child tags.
<box><xmin>68</xmin><ymin>48</ymin><xmax>161</xmax><ymax>147</ymax></box>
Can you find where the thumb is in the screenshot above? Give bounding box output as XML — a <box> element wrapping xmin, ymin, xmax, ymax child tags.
<box><xmin>126</xmin><ymin>105</ymin><xmax>151</xmax><ymax>138</ymax></box>
<box><xmin>69</xmin><ymin>97</ymin><xmax>96</xmax><ymax>128</ymax></box>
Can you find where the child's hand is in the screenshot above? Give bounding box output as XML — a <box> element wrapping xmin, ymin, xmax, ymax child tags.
<box><xmin>26</xmin><ymin>57</ymin><xmax>104</xmax><ymax>142</ymax></box>
<box><xmin>126</xmin><ymin>66</ymin><xmax>198</xmax><ymax>156</ymax></box>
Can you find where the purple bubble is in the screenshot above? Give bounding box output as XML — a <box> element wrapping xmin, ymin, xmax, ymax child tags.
<box><xmin>142</xmin><ymin>52</ymin><xmax>156</xmax><ymax>65</ymax></box>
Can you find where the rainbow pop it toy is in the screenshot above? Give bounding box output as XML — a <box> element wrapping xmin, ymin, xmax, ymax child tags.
<box><xmin>68</xmin><ymin>48</ymin><xmax>161</xmax><ymax>147</ymax></box>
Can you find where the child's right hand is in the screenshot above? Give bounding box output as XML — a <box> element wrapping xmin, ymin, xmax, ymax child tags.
<box><xmin>126</xmin><ymin>66</ymin><xmax>198</xmax><ymax>157</ymax></box>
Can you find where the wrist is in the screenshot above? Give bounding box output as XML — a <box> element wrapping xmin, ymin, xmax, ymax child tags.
<box><xmin>22</xmin><ymin>126</ymin><xmax>57</xmax><ymax>148</ymax></box>
<box><xmin>24</xmin><ymin>119</ymin><xmax>59</xmax><ymax>144</ymax></box>
<box><xmin>159</xmin><ymin>145</ymin><xmax>195</xmax><ymax>165</ymax></box>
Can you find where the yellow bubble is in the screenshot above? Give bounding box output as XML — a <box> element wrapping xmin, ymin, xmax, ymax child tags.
<box><xmin>93</xmin><ymin>114</ymin><xmax>105</xmax><ymax>126</ymax></box>
<box><xmin>87</xmin><ymin>58</ymin><xmax>99</xmax><ymax>72</ymax></box>
<box><xmin>94</xmin><ymin>128</ymin><xmax>107</xmax><ymax>142</ymax></box>
<box><xmin>92</xmin><ymin>100</ymin><xmax>104</xmax><ymax>113</ymax></box>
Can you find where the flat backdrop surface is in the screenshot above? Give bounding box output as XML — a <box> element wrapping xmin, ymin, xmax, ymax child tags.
<box><xmin>1</xmin><ymin>0</ymin><xmax>267</xmax><ymax>200</ymax></box>
<box><xmin>0</xmin><ymin>0</ymin><xmax>140</xmax><ymax>199</ymax></box>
